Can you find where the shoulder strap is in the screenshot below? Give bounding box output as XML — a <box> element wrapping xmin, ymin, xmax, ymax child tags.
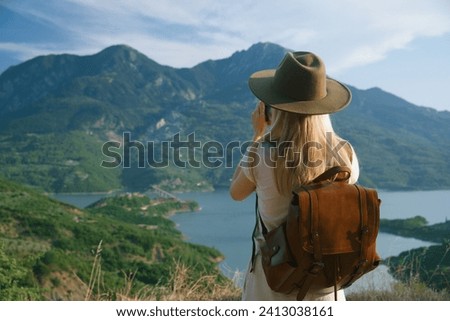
<box><xmin>294</xmin><ymin>186</ymin><xmax>325</xmax><ymax>300</ymax></box>
<box><xmin>250</xmin><ymin>195</ymin><xmax>258</xmax><ymax>272</ymax></box>
<box><xmin>312</xmin><ymin>166</ymin><xmax>351</xmax><ymax>183</ymax></box>
<box><xmin>255</xmin><ymin>194</ymin><xmax>268</xmax><ymax>234</ymax></box>
<box><xmin>250</xmin><ymin>194</ymin><xmax>268</xmax><ymax>272</ymax></box>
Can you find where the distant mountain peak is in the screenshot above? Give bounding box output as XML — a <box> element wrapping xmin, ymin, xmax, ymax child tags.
<box><xmin>189</xmin><ymin>41</ymin><xmax>288</xmax><ymax>88</ymax></box>
<box><xmin>234</xmin><ymin>42</ymin><xmax>288</xmax><ymax>62</ymax></box>
<box><xmin>91</xmin><ymin>44</ymin><xmax>160</xmax><ymax>68</ymax></box>
<box><xmin>96</xmin><ymin>44</ymin><xmax>142</xmax><ymax>58</ymax></box>
<box><xmin>246</xmin><ymin>41</ymin><xmax>288</xmax><ymax>52</ymax></box>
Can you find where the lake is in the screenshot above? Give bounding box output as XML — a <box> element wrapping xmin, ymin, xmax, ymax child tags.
<box><xmin>52</xmin><ymin>189</ymin><xmax>449</xmax><ymax>293</ymax></box>
<box><xmin>172</xmin><ymin>189</ymin><xmax>446</xmax><ymax>292</ymax></box>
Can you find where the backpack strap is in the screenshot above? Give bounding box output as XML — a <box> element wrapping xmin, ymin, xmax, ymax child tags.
<box><xmin>312</xmin><ymin>166</ymin><xmax>351</xmax><ymax>183</ymax></box>
<box><xmin>250</xmin><ymin>194</ymin><xmax>268</xmax><ymax>272</ymax></box>
<box><xmin>295</xmin><ymin>186</ymin><xmax>325</xmax><ymax>300</ymax></box>
<box><xmin>250</xmin><ymin>194</ymin><xmax>259</xmax><ymax>272</ymax></box>
<box><xmin>344</xmin><ymin>185</ymin><xmax>371</xmax><ymax>286</ymax></box>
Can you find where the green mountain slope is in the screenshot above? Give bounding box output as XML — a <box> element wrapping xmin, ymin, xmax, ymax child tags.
<box><xmin>0</xmin><ymin>42</ymin><xmax>449</xmax><ymax>192</ymax></box>
<box><xmin>0</xmin><ymin>176</ymin><xmax>224</xmax><ymax>300</ymax></box>
<box><xmin>334</xmin><ymin>87</ymin><xmax>450</xmax><ymax>189</ymax></box>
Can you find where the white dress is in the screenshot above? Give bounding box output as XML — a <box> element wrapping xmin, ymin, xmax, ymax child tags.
<box><xmin>240</xmin><ymin>142</ymin><xmax>359</xmax><ymax>301</ymax></box>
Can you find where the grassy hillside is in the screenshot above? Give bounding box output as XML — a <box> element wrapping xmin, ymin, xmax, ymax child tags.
<box><xmin>379</xmin><ymin>216</ymin><xmax>450</xmax><ymax>293</ymax></box>
<box><xmin>0</xmin><ymin>131</ymin><xmax>122</xmax><ymax>192</ymax></box>
<box><xmin>0</xmin><ymin>177</ymin><xmax>230</xmax><ymax>300</ymax></box>
<box><xmin>385</xmin><ymin>243</ymin><xmax>450</xmax><ymax>293</ymax></box>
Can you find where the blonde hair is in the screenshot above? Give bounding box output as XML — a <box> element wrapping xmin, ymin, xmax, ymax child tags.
<box><xmin>267</xmin><ymin>108</ymin><xmax>353</xmax><ymax>195</ymax></box>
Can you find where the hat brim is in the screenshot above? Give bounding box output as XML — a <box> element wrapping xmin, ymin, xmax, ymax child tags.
<box><xmin>248</xmin><ymin>69</ymin><xmax>352</xmax><ymax>114</ymax></box>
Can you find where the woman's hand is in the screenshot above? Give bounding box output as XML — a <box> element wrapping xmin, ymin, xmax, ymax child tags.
<box><xmin>251</xmin><ymin>101</ymin><xmax>267</xmax><ymax>141</ymax></box>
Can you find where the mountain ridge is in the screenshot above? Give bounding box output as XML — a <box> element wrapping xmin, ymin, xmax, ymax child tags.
<box><xmin>0</xmin><ymin>42</ymin><xmax>449</xmax><ymax>192</ymax></box>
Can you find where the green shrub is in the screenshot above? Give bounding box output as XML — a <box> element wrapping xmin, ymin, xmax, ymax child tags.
<box><xmin>0</xmin><ymin>244</ymin><xmax>42</xmax><ymax>300</ymax></box>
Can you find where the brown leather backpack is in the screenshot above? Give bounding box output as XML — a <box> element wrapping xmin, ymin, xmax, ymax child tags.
<box><xmin>255</xmin><ymin>166</ymin><xmax>381</xmax><ymax>300</ymax></box>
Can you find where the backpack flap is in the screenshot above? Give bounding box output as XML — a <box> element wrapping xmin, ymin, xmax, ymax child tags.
<box><xmin>297</xmin><ymin>181</ymin><xmax>380</xmax><ymax>255</ymax></box>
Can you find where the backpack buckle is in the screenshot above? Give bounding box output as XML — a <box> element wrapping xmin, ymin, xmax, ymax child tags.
<box><xmin>308</xmin><ymin>262</ymin><xmax>324</xmax><ymax>275</ymax></box>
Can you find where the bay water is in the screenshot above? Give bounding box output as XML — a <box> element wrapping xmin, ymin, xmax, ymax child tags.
<box><xmin>52</xmin><ymin>189</ymin><xmax>449</xmax><ymax>293</ymax></box>
<box><xmin>172</xmin><ymin>189</ymin><xmax>448</xmax><ymax>293</ymax></box>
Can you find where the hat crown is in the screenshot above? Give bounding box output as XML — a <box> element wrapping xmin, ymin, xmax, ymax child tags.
<box><xmin>247</xmin><ymin>50</ymin><xmax>351</xmax><ymax>114</ymax></box>
<box><xmin>274</xmin><ymin>52</ymin><xmax>327</xmax><ymax>102</ymax></box>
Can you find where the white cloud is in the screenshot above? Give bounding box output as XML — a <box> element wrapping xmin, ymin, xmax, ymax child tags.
<box><xmin>2</xmin><ymin>0</ymin><xmax>450</xmax><ymax>110</ymax></box>
<box><xmin>2</xmin><ymin>0</ymin><xmax>450</xmax><ymax>71</ymax></box>
<box><xmin>317</xmin><ymin>0</ymin><xmax>450</xmax><ymax>73</ymax></box>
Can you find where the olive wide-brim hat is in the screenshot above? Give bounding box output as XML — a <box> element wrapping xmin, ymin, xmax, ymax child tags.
<box><xmin>248</xmin><ymin>51</ymin><xmax>351</xmax><ymax>114</ymax></box>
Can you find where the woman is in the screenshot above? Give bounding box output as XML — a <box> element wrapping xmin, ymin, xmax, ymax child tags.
<box><xmin>230</xmin><ymin>51</ymin><xmax>359</xmax><ymax>300</ymax></box>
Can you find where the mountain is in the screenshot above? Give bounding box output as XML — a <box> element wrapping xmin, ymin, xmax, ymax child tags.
<box><xmin>334</xmin><ymin>86</ymin><xmax>450</xmax><ymax>189</ymax></box>
<box><xmin>0</xmin><ymin>42</ymin><xmax>449</xmax><ymax>192</ymax></box>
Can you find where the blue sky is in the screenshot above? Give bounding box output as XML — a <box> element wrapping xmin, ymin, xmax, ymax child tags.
<box><xmin>1</xmin><ymin>0</ymin><xmax>449</xmax><ymax>111</ymax></box>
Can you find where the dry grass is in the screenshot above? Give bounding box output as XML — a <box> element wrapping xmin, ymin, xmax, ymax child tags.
<box><xmin>347</xmin><ymin>279</ymin><xmax>449</xmax><ymax>301</ymax></box>
<box><xmin>84</xmin><ymin>240</ymin><xmax>104</xmax><ymax>300</ymax></box>
<box><xmin>114</xmin><ymin>261</ymin><xmax>242</xmax><ymax>301</ymax></box>
<box><xmin>83</xmin><ymin>242</ymin><xmax>448</xmax><ymax>301</ymax></box>
<box><xmin>84</xmin><ymin>241</ymin><xmax>241</xmax><ymax>301</ymax></box>
<box><xmin>86</xmin><ymin>263</ymin><xmax>448</xmax><ymax>301</ymax></box>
